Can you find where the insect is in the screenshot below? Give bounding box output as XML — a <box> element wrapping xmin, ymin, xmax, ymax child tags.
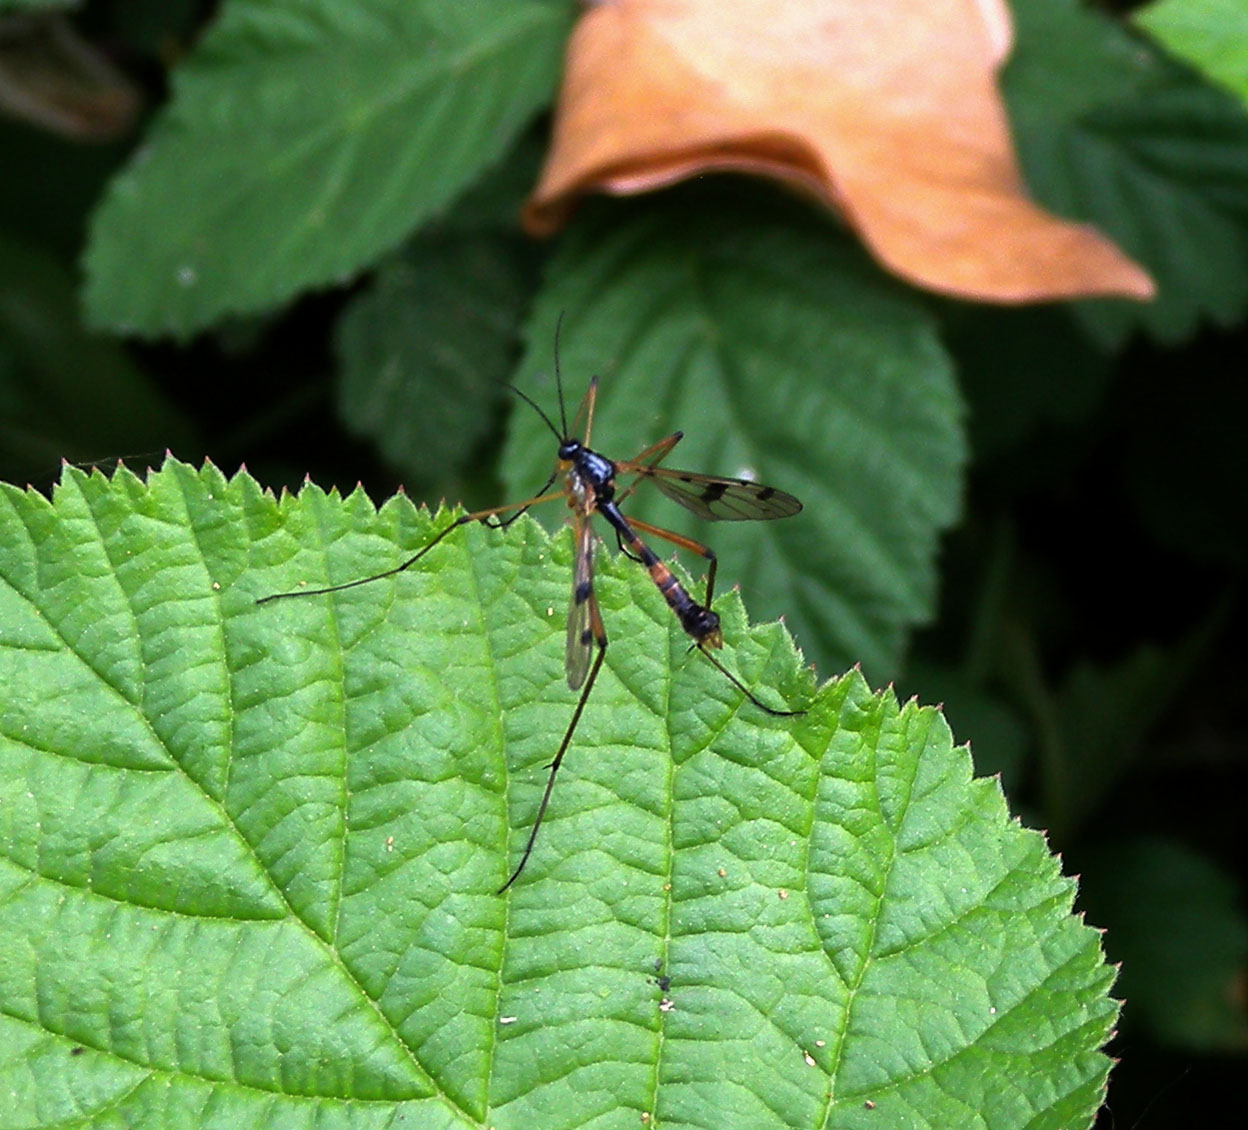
<box><xmin>259</xmin><ymin>322</ymin><xmax>803</xmax><ymax>891</ymax></box>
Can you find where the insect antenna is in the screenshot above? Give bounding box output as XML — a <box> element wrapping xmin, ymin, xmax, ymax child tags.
<box><xmin>553</xmin><ymin>310</ymin><xmax>568</xmax><ymax>438</ymax></box>
<box><xmin>498</xmin><ymin>381</ymin><xmax>564</xmax><ymax>443</ymax></box>
<box><xmin>492</xmin><ymin>312</ymin><xmax>571</xmax><ymax>443</ymax></box>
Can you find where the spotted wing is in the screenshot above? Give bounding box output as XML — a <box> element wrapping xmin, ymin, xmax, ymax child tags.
<box><xmin>625</xmin><ymin>466</ymin><xmax>803</xmax><ymax>522</ymax></box>
<box><xmin>565</xmin><ymin>512</ymin><xmax>597</xmax><ymax>690</ymax></box>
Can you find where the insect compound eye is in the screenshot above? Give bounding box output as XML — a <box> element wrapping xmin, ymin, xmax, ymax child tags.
<box><xmin>558</xmin><ymin>441</ymin><xmax>580</xmax><ymax>460</ymax></box>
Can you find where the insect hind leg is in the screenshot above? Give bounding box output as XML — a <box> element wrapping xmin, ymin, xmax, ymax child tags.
<box><xmin>614</xmin><ymin>527</ymin><xmax>642</xmax><ymax>563</ymax></box>
<box><xmin>695</xmin><ymin>643</ymin><xmax>803</xmax><ymax>717</ymax></box>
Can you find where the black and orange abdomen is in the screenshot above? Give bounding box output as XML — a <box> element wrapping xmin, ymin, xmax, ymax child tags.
<box><xmin>602</xmin><ymin>503</ymin><xmax>723</xmax><ymax>650</ymax></box>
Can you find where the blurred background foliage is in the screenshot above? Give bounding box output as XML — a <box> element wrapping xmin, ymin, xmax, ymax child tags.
<box><xmin>0</xmin><ymin>1</ymin><xmax>1244</xmax><ymax>1125</ymax></box>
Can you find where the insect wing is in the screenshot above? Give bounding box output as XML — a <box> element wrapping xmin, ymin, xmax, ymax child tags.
<box><xmin>566</xmin><ymin>376</ymin><xmax>599</xmax><ymax>447</ymax></box>
<box><xmin>629</xmin><ymin>466</ymin><xmax>803</xmax><ymax>521</ymax></box>
<box><xmin>565</xmin><ymin>514</ymin><xmax>596</xmax><ymax>690</ymax></box>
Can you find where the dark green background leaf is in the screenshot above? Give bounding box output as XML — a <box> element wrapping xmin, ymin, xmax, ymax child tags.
<box><xmin>504</xmin><ymin>191</ymin><xmax>965</xmax><ymax>683</ymax></box>
<box><xmin>0</xmin><ymin>0</ymin><xmax>76</xmax><ymax>12</ymax></box>
<box><xmin>1007</xmin><ymin>0</ymin><xmax>1248</xmax><ymax>347</ymax></box>
<box><xmin>0</xmin><ymin>234</ymin><xmax>196</xmax><ymax>478</ymax></box>
<box><xmin>1080</xmin><ymin>838</ymin><xmax>1248</xmax><ymax>1051</ymax></box>
<box><xmin>1136</xmin><ymin>0</ymin><xmax>1248</xmax><ymax>107</ymax></box>
<box><xmin>943</xmin><ymin>306</ymin><xmax>1109</xmax><ymax>466</ymax></box>
<box><xmin>81</xmin><ymin>0</ymin><xmax>574</xmax><ymax>336</ymax></box>
<box><xmin>335</xmin><ymin>231</ymin><xmax>534</xmax><ymax>483</ymax></box>
<box><xmin>0</xmin><ymin>459</ymin><xmax>1116</xmax><ymax>1128</ymax></box>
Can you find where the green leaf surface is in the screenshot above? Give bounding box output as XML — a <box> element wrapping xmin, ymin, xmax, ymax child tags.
<box><xmin>0</xmin><ymin>459</ymin><xmax>1118</xmax><ymax>1128</ymax></box>
<box><xmin>81</xmin><ymin>0</ymin><xmax>573</xmax><ymax>337</ymax></box>
<box><xmin>1006</xmin><ymin>0</ymin><xmax>1155</xmax><ymax>123</ymax></box>
<box><xmin>1007</xmin><ymin>0</ymin><xmax>1248</xmax><ymax>346</ymax></box>
<box><xmin>1136</xmin><ymin>0</ymin><xmax>1248</xmax><ymax>106</ymax></box>
<box><xmin>505</xmin><ymin>191</ymin><xmax>965</xmax><ymax>683</ymax></box>
<box><xmin>334</xmin><ymin>232</ymin><xmax>534</xmax><ymax>485</ymax></box>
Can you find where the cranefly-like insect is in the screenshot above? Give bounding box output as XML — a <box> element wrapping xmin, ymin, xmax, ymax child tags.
<box><xmin>259</xmin><ymin>324</ymin><xmax>804</xmax><ymax>891</ymax></box>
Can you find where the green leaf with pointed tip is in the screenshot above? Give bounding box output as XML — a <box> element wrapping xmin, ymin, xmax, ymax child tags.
<box><xmin>1</xmin><ymin>459</ymin><xmax>1116</xmax><ymax>1129</ymax></box>
<box><xmin>82</xmin><ymin>0</ymin><xmax>573</xmax><ymax>337</ymax></box>
<box><xmin>505</xmin><ymin>190</ymin><xmax>965</xmax><ymax>683</ymax></box>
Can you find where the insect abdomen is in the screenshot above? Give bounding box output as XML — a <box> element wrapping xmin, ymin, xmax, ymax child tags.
<box><xmin>633</xmin><ymin>539</ymin><xmax>723</xmax><ymax>649</ymax></box>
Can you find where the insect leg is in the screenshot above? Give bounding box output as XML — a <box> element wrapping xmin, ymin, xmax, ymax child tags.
<box><xmin>614</xmin><ymin>525</ymin><xmax>642</xmax><ymax>563</ymax></box>
<box><xmin>497</xmin><ymin>588</ymin><xmax>608</xmax><ymax>893</ymax></box>
<box><xmin>256</xmin><ymin>490</ymin><xmax>566</xmax><ymax>604</ymax></box>
<box><xmin>481</xmin><ymin>470</ymin><xmax>559</xmax><ymax>530</ymax></box>
<box><xmin>695</xmin><ymin>644</ymin><xmax>804</xmax><ymax>718</ymax></box>
<box><xmin>620</xmin><ymin>431</ymin><xmax>684</xmax><ymax>470</ymax></box>
<box><xmin>563</xmin><ymin>374</ymin><xmax>600</xmax><ymax>450</ymax></box>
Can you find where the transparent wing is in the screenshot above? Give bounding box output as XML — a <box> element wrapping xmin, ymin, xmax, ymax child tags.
<box><xmin>565</xmin><ymin>513</ymin><xmax>596</xmax><ymax>690</ymax></box>
<box><xmin>615</xmin><ymin>465</ymin><xmax>803</xmax><ymax>522</ymax></box>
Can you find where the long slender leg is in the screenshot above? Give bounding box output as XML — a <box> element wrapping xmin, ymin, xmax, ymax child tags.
<box><xmin>497</xmin><ymin>587</ymin><xmax>608</xmax><ymax>893</ymax></box>
<box><xmin>482</xmin><ymin>469</ymin><xmax>559</xmax><ymax>530</ymax></box>
<box><xmin>619</xmin><ymin>431</ymin><xmax>684</xmax><ymax>470</ymax></box>
<box><xmin>583</xmin><ymin>376</ymin><xmax>599</xmax><ymax>447</ymax></box>
<box><xmin>256</xmin><ymin>491</ymin><xmax>565</xmax><ymax>604</ymax></box>
<box><xmin>614</xmin><ymin>526</ymin><xmax>642</xmax><ymax>563</ymax></box>
<box><xmin>695</xmin><ymin>643</ymin><xmax>803</xmax><ymax>717</ymax></box>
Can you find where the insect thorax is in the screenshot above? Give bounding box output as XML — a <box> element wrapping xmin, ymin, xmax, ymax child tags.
<box><xmin>567</xmin><ymin>448</ymin><xmax>616</xmax><ymax>508</ymax></box>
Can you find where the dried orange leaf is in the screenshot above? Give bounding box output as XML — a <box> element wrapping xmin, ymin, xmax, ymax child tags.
<box><xmin>525</xmin><ymin>0</ymin><xmax>1154</xmax><ymax>303</ymax></box>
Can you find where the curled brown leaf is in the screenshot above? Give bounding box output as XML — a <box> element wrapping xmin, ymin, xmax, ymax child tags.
<box><xmin>524</xmin><ymin>0</ymin><xmax>1154</xmax><ymax>303</ymax></box>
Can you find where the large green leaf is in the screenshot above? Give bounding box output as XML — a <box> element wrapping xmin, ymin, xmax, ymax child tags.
<box><xmin>505</xmin><ymin>192</ymin><xmax>965</xmax><ymax>682</ymax></box>
<box><xmin>81</xmin><ymin>0</ymin><xmax>573</xmax><ymax>337</ymax></box>
<box><xmin>0</xmin><ymin>459</ymin><xmax>1117</xmax><ymax>1128</ymax></box>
